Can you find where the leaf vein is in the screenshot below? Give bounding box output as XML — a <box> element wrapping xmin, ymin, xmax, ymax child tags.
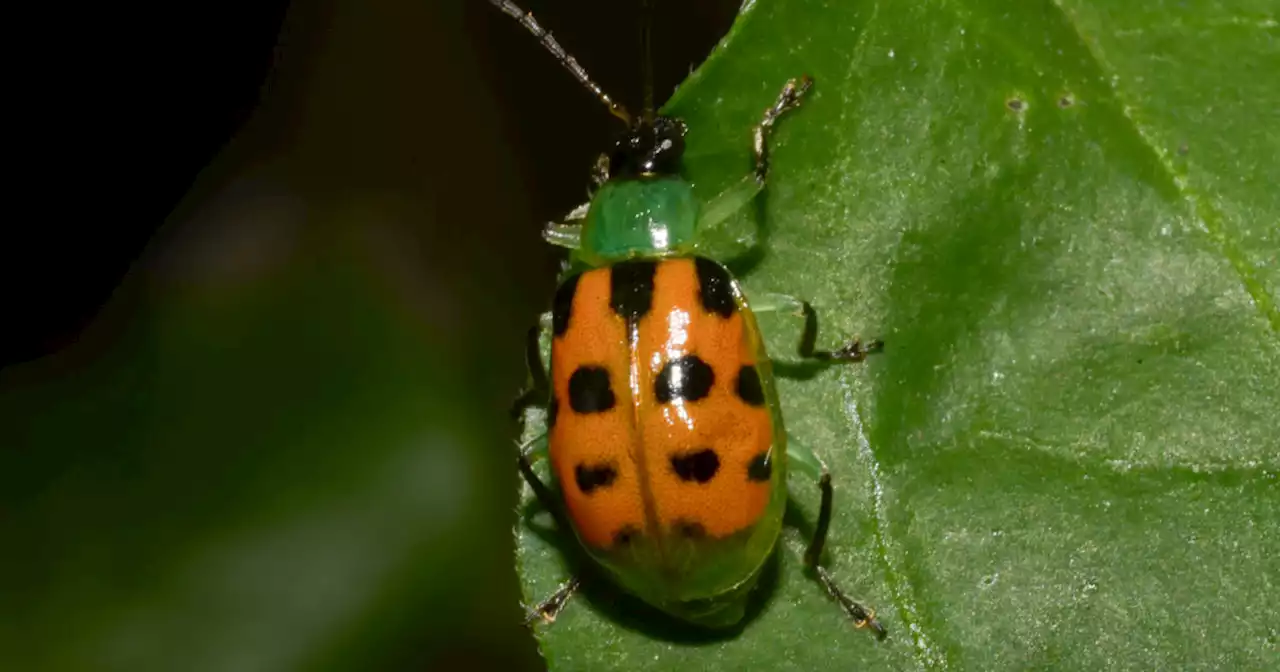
<box><xmin>838</xmin><ymin>376</ymin><xmax>949</xmax><ymax>671</ymax></box>
<box><xmin>1048</xmin><ymin>0</ymin><xmax>1280</xmax><ymax>336</ymax></box>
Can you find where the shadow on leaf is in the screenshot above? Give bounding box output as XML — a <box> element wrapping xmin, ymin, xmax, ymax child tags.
<box><xmin>519</xmin><ymin>496</ymin><xmax>781</xmax><ymax>645</ymax></box>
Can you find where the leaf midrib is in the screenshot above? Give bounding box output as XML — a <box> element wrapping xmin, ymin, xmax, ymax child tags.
<box><xmin>831</xmin><ymin>0</ymin><xmax>1278</xmax><ymax>668</ymax></box>
<box><xmin>1046</xmin><ymin>0</ymin><xmax>1280</xmax><ymax>336</ymax></box>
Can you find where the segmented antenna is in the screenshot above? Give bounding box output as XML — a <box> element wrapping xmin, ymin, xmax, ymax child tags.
<box><xmin>488</xmin><ymin>0</ymin><xmax>631</xmax><ymax>125</ymax></box>
<box><xmin>640</xmin><ymin>0</ymin><xmax>655</xmax><ymax>124</ymax></box>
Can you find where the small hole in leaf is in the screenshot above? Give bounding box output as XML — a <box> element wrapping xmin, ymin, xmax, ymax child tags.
<box><xmin>1006</xmin><ymin>98</ymin><xmax>1025</xmax><ymax>112</ymax></box>
<box><xmin>1058</xmin><ymin>94</ymin><xmax>1075</xmax><ymax>108</ymax></box>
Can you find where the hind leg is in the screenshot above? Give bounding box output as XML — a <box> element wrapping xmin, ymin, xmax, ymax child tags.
<box><xmin>787</xmin><ymin>434</ymin><xmax>886</xmax><ymax>639</ymax></box>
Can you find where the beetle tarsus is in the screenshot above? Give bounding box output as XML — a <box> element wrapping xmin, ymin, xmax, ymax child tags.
<box><xmin>754</xmin><ymin>75</ymin><xmax>815</xmax><ymax>185</ymax></box>
<box><xmin>524</xmin><ymin>576</ymin><xmax>583</xmax><ymax>627</ymax></box>
<box><xmin>827</xmin><ymin>338</ymin><xmax>885</xmax><ymax>363</ymax></box>
<box><xmin>813</xmin><ymin>566</ymin><xmax>888</xmax><ymax>640</ymax></box>
<box><xmin>854</xmin><ymin>607</ymin><xmax>888</xmax><ymax>640</ymax></box>
<box><xmin>796</xmin><ymin>301</ymin><xmax>885</xmax><ymax>364</ymax></box>
<box><xmin>807</xmin><ymin>477</ymin><xmax>887</xmax><ymax>640</ymax></box>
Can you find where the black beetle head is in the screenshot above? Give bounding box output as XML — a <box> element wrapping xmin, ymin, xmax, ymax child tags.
<box><xmin>607</xmin><ymin>116</ymin><xmax>688</xmax><ymax>180</ymax></box>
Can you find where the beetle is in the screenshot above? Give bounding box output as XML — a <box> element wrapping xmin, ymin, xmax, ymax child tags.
<box><xmin>493</xmin><ymin>0</ymin><xmax>886</xmax><ymax>638</ymax></box>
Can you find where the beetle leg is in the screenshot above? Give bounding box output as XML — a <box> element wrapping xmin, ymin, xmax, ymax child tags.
<box><xmin>510</xmin><ymin>319</ymin><xmax>553</xmax><ymax>420</ymax></box>
<box><xmin>751</xmin><ymin>293</ymin><xmax>884</xmax><ymax>364</ymax></box>
<box><xmin>515</xmin><ymin>433</ymin><xmax>566</xmax><ymax>528</ymax></box>
<box><xmin>524</xmin><ymin>576</ymin><xmax>583</xmax><ymax>626</ymax></box>
<box><xmin>695</xmin><ymin>76</ymin><xmax>815</xmax><ymax>259</ymax></box>
<box><xmin>544</xmin><ymin>223</ymin><xmax>582</xmax><ymax>249</ymax></box>
<box><xmin>787</xmin><ymin>435</ymin><xmax>887</xmax><ymax>639</ymax></box>
<box><xmin>514</xmin><ymin>435</ymin><xmax>587</xmax><ymax>627</ymax></box>
<box><xmin>517</xmin><ymin>436</ymin><xmax>557</xmax><ymax>510</ymax></box>
<box><xmin>517</xmin><ymin>432</ymin><xmax>550</xmax><ymax>464</ymax></box>
<box><xmin>696</xmin><ymin>174</ymin><xmax>762</xmax><ymax>237</ymax></box>
<box><xmin>543</xmin><ymin>201</ymin><xmax>589</xmax><ymax>249</ymax></box>
<box><xmin>793</xmin><ymin>300</ymin><xmax>881</xmax><ymax>363</ymax></box>
<box><xmin>747</xmin><ymin>291</ymin><xmax>807</xmax><ymax>316</ymax></box>
<box><xmin>754</xmin><ymin>75</ymin><xmax>813</xmax><ymax>186</ymax></box>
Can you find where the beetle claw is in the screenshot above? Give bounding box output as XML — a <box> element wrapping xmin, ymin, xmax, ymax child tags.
<box><xmin>853</xmin><ymin>609</ymin><xmax>888</xmax><ymax>640</ymax></box>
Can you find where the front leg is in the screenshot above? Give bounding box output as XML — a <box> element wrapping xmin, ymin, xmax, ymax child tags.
<box><xmin>697</xmin><ymin>76</ymin><xmax>816</xmax><ymax>259</ymax></box>
<box><xmin>543</xmin><ymin>202</ymin><xmax>590</xmax><ymax>250</ymax></box>
<box><xmin>544</xmin><ymin>149</ymin><xmax>611</xmax><ymax>250</ymax></box>
<box><xmin>753</xmin><ymin>76</ymin><xmax>814</xmax><ymax>186</ymax></box>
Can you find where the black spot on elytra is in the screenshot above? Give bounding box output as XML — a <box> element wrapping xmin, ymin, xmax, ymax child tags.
<box><xmin>747</xmin><ymin>451</ymin><xmax>772</xmax><ymax>482</ymax></box>
<box><xmin>609</xmin><ymin>260</ymin><xmax>657</xmax><ymax>324</ymax></box>
<box><xmin>694</xmin><ymin>257</ymin><xmax>736</xmax><ymax>318</ymax></box>
<box><xmin>654</xmin><ymin>355</ymin><xmax>714</xmax><ymax>403</ymax></box>
<box><xmin>673</xmin><ymin>520</ymin><xmax>707</xmax><ymax>539</ymax></box>
<box><xmin>547</xmin><ymin>393</ymin><xmax>559</xmax><ymax>428</ymax></box>
<box><xmin>613</xmin><ymin>525</ymin><xmax>640</xmax><ymax>547</ymax></box>
<box><xmin>670</xmin><ymin>448</ymin><xmax>720</xmax><ymax>483</ymax></box>
<box><xmin>735</xmin><ymin>365</ymin><xmax>765</xmax><ymax>406</ymax></box>
<box><xmin>568</xmin><ymin>366</ymin><xmax>616</xmax><ymax>413</ymax></box>
<box><xmin>552</xmin><ymin>273</ymin><xmax>580</xmax><ymax>337</ymax></box>
<box><xmin>574</xmin><ymin>462</ymin><xmax>617</xmax><ymax>495</ymax></box>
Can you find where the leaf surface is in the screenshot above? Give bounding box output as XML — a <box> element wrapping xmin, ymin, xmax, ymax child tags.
<box><xmin>518</xmin><ymin>0</ymin><xmax>1280</xmax><ymax>669</ymax></box>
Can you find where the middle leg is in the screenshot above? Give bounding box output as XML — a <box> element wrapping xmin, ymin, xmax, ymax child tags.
<box><xmin>751</xmin><ymin>292</ymin><xmax>884</xmax><ymax>365</ymax></box>
<box><xmin>509</xmin><ymin>314</ymin><xmax>554</xmax><ymax>420</ymax></box>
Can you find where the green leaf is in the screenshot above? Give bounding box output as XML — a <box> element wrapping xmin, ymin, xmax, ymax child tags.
<box><xmin>518</xmin><ymin>0</ymin><xmax>1280</xmax><ymax>669</ymax></box>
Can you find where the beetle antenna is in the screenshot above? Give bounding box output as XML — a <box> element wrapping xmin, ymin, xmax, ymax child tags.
<box><xmin>487</xmin><ymin>0</ymin><xmax>631</xmax><ymax>125</ymax></box>
<box><xmin>640</xmin><ymin>0</ymin><xmax>655</xmax><ymax>125</ymax></box>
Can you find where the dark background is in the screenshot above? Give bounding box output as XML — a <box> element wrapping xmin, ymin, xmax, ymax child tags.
<box><xmin>3</xmin><ymin>0</ymin><xmax>739</xmax><ymax>669</ymax></box>
<box><xmin>4</xmin><ymin>0</ymin><xmax>740</xmax><ymax>368</ymax></box>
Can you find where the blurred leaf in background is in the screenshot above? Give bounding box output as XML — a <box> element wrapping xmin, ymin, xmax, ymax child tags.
<box><xmin>3</xmin><ymin>0</ymin><xmax>746</xmax><ymax>668</ymax></box>
<box><xmin>516</xmin><ymin>0</ymin><xmax>1280</xmax><ymax>670</ymax></box>
<box><xmin>0</xmin><ymin>0</ymin><xmax>601</xmax><ymax>669</ymax></box>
